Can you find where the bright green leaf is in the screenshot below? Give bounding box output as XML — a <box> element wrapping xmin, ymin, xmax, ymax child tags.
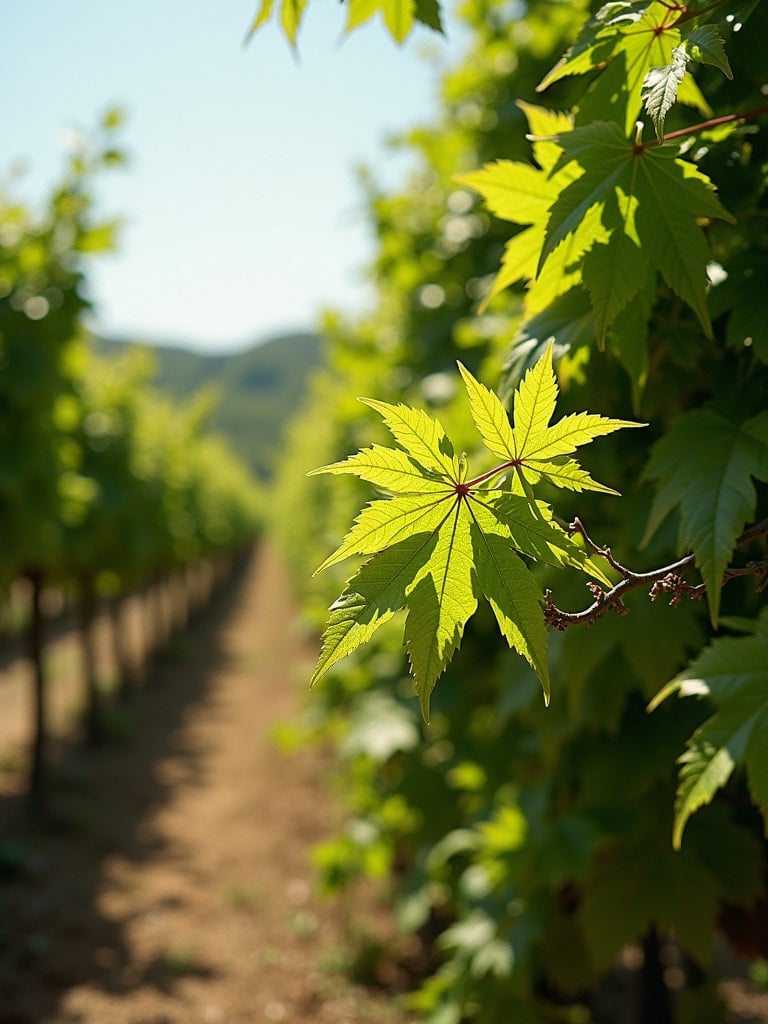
<box><xmin>346</xmin><ymin>0</ymin><xmax>379</xmax><ymax>31</ymax></box>
<box><xmin>510</xmin><ymin>341</ymin><xmax>642</xmax><ymax>468</ymax></box>
<box><xmin>382</xmin><ymin>0</ymin><xmax>416</xmax><ymax>43</ymax></box>
<box><xmin>280</xmin><ymin>0</ymin><xmax>308</xmax><ymax>44</ymax></box>
<box><xmin>315</xmin><ymin>493</ymin><xmax>454</xmax><ymax>574</ymax></box>
<box><xmin>309</xmin><ymin>444</ymin><xmax>452</xmax><ymax>493</ymax></box>
<box><xmin>311</xmin><ymin>528</ymin><xmax>442</xmax><ymax>689</ymax></box>
<box><xmin>405</xmin><ymin>501</ymin><xmax>477</xmax><ymax>716</ymax></box>
<box><xmin>360</xmin><ymin>398</ymin><xmax>460</xmax><ymax>480</ymax></box>
<box><xmin>456</xmin><ymin>161</ymin><xmax>555</xmax><ymax>225</ymax></box>
<box><xmin>311</xmin><ymin>355</ymin><xmax>637</xmax><ymax>715</ymax></box>
<box><xmin>467</xmin><ymin>504</ymin><xmax>550</xmax><ymax>705</ymax></box>
<box><xmin>457</xmin><ymin>362</ymin><xmax>516</xmax><ymax>461</ymax></box>
<box><xmin>539</xmin><ymin>1</ymin><xmax>689</xmax><ymax>133</ymax></box>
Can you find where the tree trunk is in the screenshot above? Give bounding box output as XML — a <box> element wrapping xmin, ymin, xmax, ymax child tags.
<box><xmin>78</xmin><ymin>574</ymin><xmax>103</xmax><ymax>745</ymax></box>
<box><xmin>27</xmin><ymin>568</ymin><xmax>47</xmax><ymax>805</ymax></box>
<box><xmin>110</xmin><ymin>595</ymin><xmax>135</xmax><ymax>700</ymax></box>
<box><xmin>639</xmin><ymin>928</ymin><xmax>674</xmax><ymax>1024</ymax></box>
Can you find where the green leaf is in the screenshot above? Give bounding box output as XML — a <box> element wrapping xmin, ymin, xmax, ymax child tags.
<box><xmin>472</xmin><ymin>492</ymin><xmax>613</xmax><ymax>585</ymax></box>
<box><xmin>651</xmin><ymin>625</ymin><xmax>768</xmax><ymax>846</ymax></box>
<box><xmin>309</xmin><ymin>444</ymin><xmax>452</xmax><ymax>493</ymax></box>
<box><xmin>280</xmin><ymin>0</ymin><xmax>308</xmax><ymax>44</ymax></box>
<box><xmin>75</xmin><ymin>219</ymin><xmax>121</xmax><ymax>254</ymax></box>
<box><xmin>515</xmin><ymin>101</ymin><xmax>573</xmax><ymax>173</ymax></box>
<box><xmin>479</xmin><ymin>227</ymin><xmax>541</xmax><ymax>310</ymax></box>
<box><xmin>382</xmin><ymin>0</ymin><xmax>416</xmax><ymax>43</ymax></box>
<box><xmin>360</xmin><ymin>398</ymin><xmax>460</xmax><ymax>480</ymax></box>
<box><xmin>346</xmin><ymin>0</ymin><xmax>423</xmax><ymax>41</ymax></box>
<box><xmin>509</xmin><ymin>341</ymin><xmax>560</xmax><ymax>460</ymax></box>
<box><xmin>522</xmin><ymin>456</ymin><xmax>622</xmax><ymax>496</ymax></box>
<box><xmin>544</xmin><ymin>122</ymin><xmax>734</xmax><ymax>336</ymax></box>
<box><xmin>642</xmin><ymin>45</ymin><xmax>690</xmax><ymax>142</ymax></box>
<box><xmin>510</xmin><ymin>341</ymin><xmax>641</xmax><ymax>469</ymax></box>
<box><xmin>463</xmin><ymin>340</ymin><xmax>641</xmax><ymax>490</ymax></box>
<box><xmin>311</xmin><ymin>528</ymin><xmax>443</xmax><ymax>689</ymax></box>
<box><xmin>467</xmin><ymin>109</ymin><xmax>732</xmax><ymax>339</ymax></box>
<box><xmin>245</xmin><ymin>0</ymin><xmax>275</xmax><ymax>37</ymax></box>
<box><xmin>459</xmin><ymin>103</ymin><xmax>582</xmax><ymax>313</ymax></box>
<box><xmin>539</xmin><ymin>1</ymin><xmax>692</xmax><ymax>133</ymax></box>
<box><xmin>500</xmin><ymin>290</ymin><xmax>595</xmax><ymax>402</ymax></box>
<box><xmin>581</xmin><ymin>225</ymin><xmax>650</xmax><ymax>346</ymax></box>
<box><xmin>404</xmin><ymin>501</ymin><xmax>477</xmax><ymax>716</ymax></box>
<box><xmin>643</xmin><ymin>409</ymin><xmax>768</xmax><ymax>623</ymax></box>
<box><xmin>456</xmin><ymin>362</ymin><xmax>516</xmax><ymax>462</ymax></box>
<box><xmin>414</xmin><ymin>0</ymin><xmax>443</xmax><ymax>31</ymax></box>
<box><xmin>311</xmin><ymin>356</ymin><xmax>638</xmax><ymax>716</ymax></box>
<box><xmin>456</xmin><ymin>161</ymin><xmax>556</xmax><ymax>225</ymax></box>
<box><xmin>245</xmin><ymin>0</ymin><xmax>310</xmax><ymax>44</ymax></box>
<box><xmin>346</xmin><ymin>0</ymin><xmax>379</xmax><ymax>31</ymax></box>
<box><xmin>315</xmin><ymin>493</ymin><xmax>453</xmax><ymax>574</ymax></box>
<box><xmin>686</xmin><ymin>26</ymin><xmax>733</xmax><ymax>79</ymax></box>
<box><xmin>467</xmin><ymin>505</ymin><xmax>550</xmax><ymax>705</ymax></box>
<box><xmin>607</xmin><ymin>270</ymin><xmax>655</xmax><ymax>411</ymax></box>
<box><xmin>541</xmin><ymin>122</ymin><xmax>632</xmax><ymax>268</ymax></box>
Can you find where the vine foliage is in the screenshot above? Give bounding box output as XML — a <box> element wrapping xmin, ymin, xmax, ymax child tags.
<box><xmin>256</xmin><ymin>0</ymin><xmax>768</xmax><ymax>985</ymax></box>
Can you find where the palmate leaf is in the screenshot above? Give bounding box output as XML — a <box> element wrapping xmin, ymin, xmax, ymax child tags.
<box><xmin>461</xmin><ymin>106</ymin><xmax>732</xmax><ymax>364</ymax></box>
<box><xmin>650</xmin><ymin>614</ymin><xmax>768</xmax><ymax>847</ymax></box>
<box><xmin>472</xmin><ymin>344</ymin><xmax>643</xmax><ymax>486</ymax></box>
<box><xmin>639</xmin><ymin>24</ymin><xmax>734</xmax><ymax>141</ymax></box>
<box><xmin>538</xmin><ymin>1</ymin><xmax>710</xmax><ymax>134</ymax></box>
<box><xmin>643</xmin><ymin>409</ymin><xmax>768</xmax><ymax>624</ymax></box>
<box><xmin>455</xmin><ymin>104</ymin><xmax>580</xmax><ymax>314</ymax></box>
<box><xmin>544</xmin><ymin>121</ymin><xmax>734</xmax><ymax>339</ymax></box>
<box><xmin>311</xmin><ymin>344</ymin><xmax>639</xmax><ymax>717</ymax></box>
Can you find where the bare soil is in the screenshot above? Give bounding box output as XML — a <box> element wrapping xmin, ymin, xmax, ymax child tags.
<box><xmin>1</xmin><ymin>543</ymin><xmax>766</xmax><ymax>1024</ymax></box>
<box><xmin>0</xmin><ymin>543</ymin><xmax>408</xmax><ymax>1024</ymax></box>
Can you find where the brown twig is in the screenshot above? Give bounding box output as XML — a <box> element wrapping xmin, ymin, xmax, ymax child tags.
<box><xmin>639</xmin><ymin>102</ymin><xmax>768</xmax><ymax>151</ymax></box>
<box><xmin>544</xmin><ymin>517</ymin><xmax>768</xmax><ymax>630</ymax></box>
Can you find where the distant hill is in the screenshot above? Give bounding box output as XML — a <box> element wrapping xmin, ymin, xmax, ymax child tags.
<box><xmin>95</xmin><ymin>332</ymin><xmax>325</xmax><ymax>480</ymax></box>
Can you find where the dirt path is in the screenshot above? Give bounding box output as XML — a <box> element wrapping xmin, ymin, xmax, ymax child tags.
<box><xmin>0</xmin><ymin>543</ymin><xmax>407</xmax><ymax>1024</ymax></box>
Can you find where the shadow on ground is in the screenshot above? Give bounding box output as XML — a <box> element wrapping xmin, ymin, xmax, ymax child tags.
<box><xmin>0</xmin><ymin>552</ymin><xmax>254</xmax><ymax>1023</ymax></box>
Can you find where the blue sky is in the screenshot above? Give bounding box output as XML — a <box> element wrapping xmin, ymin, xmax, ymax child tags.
<box><xmin>1</xmin><ymin>1</ymin><xmax>463</xmax><ymax>351</ymax></box>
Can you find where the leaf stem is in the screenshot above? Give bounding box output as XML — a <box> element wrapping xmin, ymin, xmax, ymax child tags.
<box><xmin>464</xmin><ymin>458</ymin><xmax>521</xmax><ymax>489</ymax></box>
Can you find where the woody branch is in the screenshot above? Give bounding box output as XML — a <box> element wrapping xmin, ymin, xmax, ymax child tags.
<box><xmin>544</xmin><ymin>517</ymin><xmax>768</xmax><ymax>630</ymax></box>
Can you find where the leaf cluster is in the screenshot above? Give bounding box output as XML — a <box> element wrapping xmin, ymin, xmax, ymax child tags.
<box><xmin>311</xmin><ymin>343</ymin><xmax>638</xmax><ymax>718</ymax></box>
<box><xmin>267</xmin><ymin>0</ymin><xmax>768</xmax><ymax>1016</ymax></box>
